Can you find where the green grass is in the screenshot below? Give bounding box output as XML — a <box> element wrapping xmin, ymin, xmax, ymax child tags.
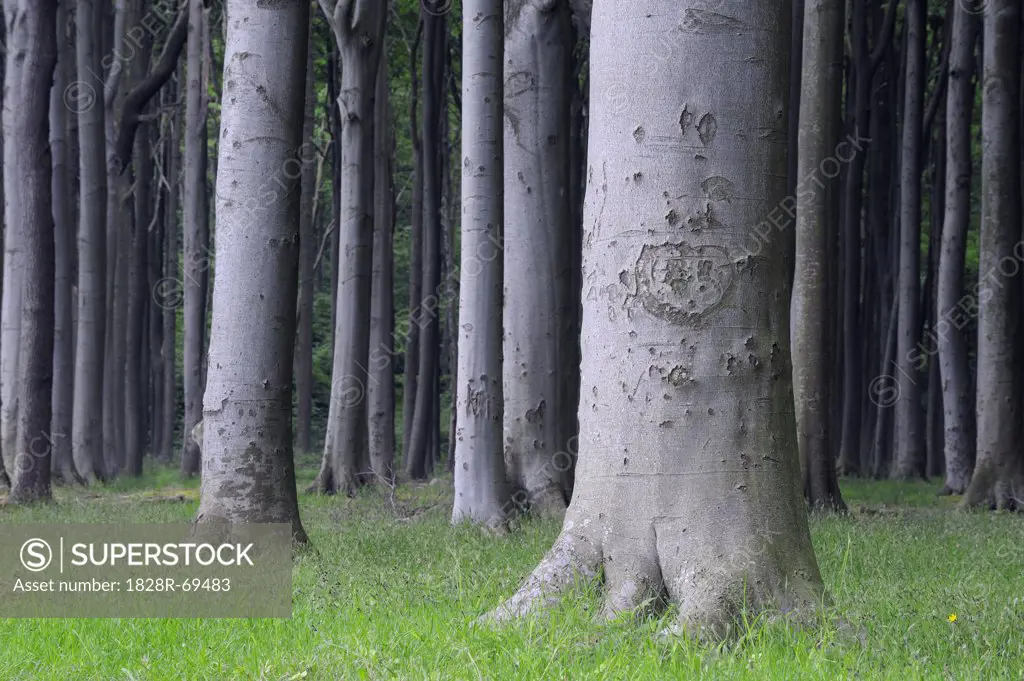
<box><xmin>0</xmin><ymin>471</ymin><xmax>1022</xmax><ymax>680</ymax></box>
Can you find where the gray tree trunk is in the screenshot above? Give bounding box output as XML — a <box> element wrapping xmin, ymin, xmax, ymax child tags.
<box><xmin>937</xmin><ymin>2</ymin><xmax>978</xmax><ymax>495</ymax></box>
<box><xmin>368</xmin><ymin>53</ymin><xmax>396</xmax><ymax>484</ymax></box>
<box><xmin>963</xmin><ymin>0</ymin><xmax>1023</xmax><ymax>509</ymax></box>
<box><xmin>488</xmin><ymin>1</ymin><xmax>825</xmax><ymax>636</ymax></box>
<box><xmin>7</xmin><ymin>0</ymin><xmax>58</xmax><ymax>503</ymax></box>
<box><xmin>317</xmin><ymin>0</ymin><xmax>387</xmax><ymax>493</ymax></box>
<box><xmin>50</xmin><ymin>0</ymin><xmax>78</xmax><ymax>485</ymax></box>
<box><xmin>891</xmin><ymin>0</ymin><xmax>925</xmax><ymax>480</ymax></box>
<box><xmin>125</xmin><ymin>6</ymin><xmax>154</xmax><ymax>476</ymax></box>
<box><xmin>295</xmin><ymin>14</ymin><xmax>316</xmax><ymax>455</ymax></box>
<box><xmin>405</xmin><ymin>10</ymin><xmax>445</xmax><ymax>481</ymax></box>
<box><xmin>160</xmin><ymin>74</ymin><xmax>181</xmax><ymax>463</ymax></box>
<box><xmin>502</xmin><ymin>0</ymin><xmax>572</xmax><ymax>519</ymax></box>
<box><xmin>402</xmin><ymin>21</ymin><xmax>423</xmax><ymax>465</ymax></box>
<box><xmin>792</xmin><ymin>0</ymin><xmax>846</xmax><ymax>512</ymax></box>
<box><xmin>71</xmin><ymin>0</ymin><xmax>108</xmax><ymax>483</ymax></box>
<box><xmin>180</xmin><ymin>0</ymin><xmax>210</xmax><ymax>477</ymax></box>
<box><xmin>0</xmin><ymin>0</ymin><xmax>25</xmax><ymax>481</ymax></box>
<box><xmin>195</xmin><ymin>0</ymin><xmax>310</xmax><ymax>542</ymax></box>
<box><xmin>452</xmin><ymin>0</ymin><xmax>510</xmax><ymax>526</ymax></box>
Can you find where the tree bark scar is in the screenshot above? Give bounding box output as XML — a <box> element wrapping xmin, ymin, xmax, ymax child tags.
<box><xmin>679</xmin><ymin>9</ymin><xmax>745</xmax><ymax>34</ymax></box>
<box><xmin>634</xmin><ymin>242</ymin><xmax>733</xmax><ymax>324</ymax></box>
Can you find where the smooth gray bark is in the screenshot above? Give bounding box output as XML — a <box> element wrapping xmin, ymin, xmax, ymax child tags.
<box><xmin>318</xmin><ymin>0</ymin><xmax>387</xmax><ymax>493</ymax></box>
<box><xmin>963</xmin><ymin>0</ymin><xmax>1023</xmax><ymax>509</ymax></box>
<box><xmin>180</xmin><ymin>0</ymin><xmax>210</xmax><ymax>477</ymax></box>
<box><xmin>502</xmin><ymin>0</ymin><xmax>572</xmax><ymax>519</ymax></box>
<box><xmin>50</xmin><ymin>0</ymin><xmax>78</xmax><ymax>485</ymax></box>
<box><xmin>489</xmin><ymin>0</ymin><xmax>825</xmax><ymax>636</ymax></box>
<box><xmin>7</xmin><ymin>0</ymin><xmax>58</xmax><ymax>503</ymax></box>
<box><xmin>295</xmin><ymin>15</ymin><xmax>316</xmax><ymax>456</ymax></box>
<box><xmin>71</xmin><ymin>0</ymin><xmax>108</xmax><ymax>483</ymax></box>
<box><xmin>891</xmin><ymin>0</ymin><xmax>925</xmax><ymax>480</ymax></box>
<box><xmin>160</xmin><ymin>75</ymin><xmax>181</xmax><ymax>463</ymax></box>
<box><xmin>195</xmin><ymin>0</ymin><xmax>310</xmax><ymax>542</ymax></box>
<box><xmin>937</xmin><ymin>2</ymin><xmax>978</xmax><ymax>495</ymax></box>
<box><xmin>792</xmin><ymin>0</ymin><xmax>845</xmax><ymax>512</ymax></box>
<box><xmin>368</xmin><ymin>53</ymin><xmax>396</xmax><ymax>484</ymax></box>
<box><xmin>452</xmin><ymin>0</ymin><xmax>510</xmax><ymax>526</ymax></box>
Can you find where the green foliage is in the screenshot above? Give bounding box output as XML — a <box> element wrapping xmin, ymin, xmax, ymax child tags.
<box><xmin>1</xmin><ymin>477</ymin><xmax>1021</xmax><ymax>679</ymax></box>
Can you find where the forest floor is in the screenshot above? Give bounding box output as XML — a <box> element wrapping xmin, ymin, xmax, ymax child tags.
<box><xmin>0</xmin><ymin>461</ymin><xmax>1022</xmax><ymax>680</ymax></box>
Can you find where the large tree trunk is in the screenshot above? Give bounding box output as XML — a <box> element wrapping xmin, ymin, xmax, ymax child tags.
<box><xmin>195</xmin><ymin>0</ymin><xmax>310</xmax><ymax>542</ymax></box>
<box><xmin>963</xmin><ymin>0</ymin><xmax>1023</xmax><ymax>509</ymax></box>
<box><xmin>405</xmin><ymin>9</ymin><xmax>445</xmax><ymax>481</ymax></box>
<box><xmin>451</xmin><ymin>0</ymin><xmax>510</xmax><ymax>526</ymax></box>
<box><xmin>792</xmin><ymin>0</ymin><xmax>846</xmax><ymax>512</ymax></box>
<box><xmin>367</xmin><ymin>53</ymin><xmax>396</xmax><ymax>484</ymax></box>
<box><xmin>71</xmin><ymin>0</ymin><xmax>108</xmax><ymax>483</ymax></box>
<box><xmin>318</xmin><ymin>0</ymin><xmax>387</xmax><ymax>494</ymax></box>
<box><xmin>937</xmin><ymin>1</ymin><xmax>978</xmax><ymax>495</ymax></box>
<box><xmin>489</xmin><ymin>0</ymin><xmax>825</xmax><ymax>636</ymax></box>
<box><xmin>295</xmin><ymin>14</ymin><xmax>317</xmax><ymax>456</ymax></box>
<box><xmin>180</xmin><ymin>0</ymin><xmax>210</xmax><ymax>477</ymax></box>
<box><xmin>50</xmin><ymin>0</ymin><xmax>79</xmax><ymax>486</ymax></box>
<box><xmin>7</xmin><ymin>0</ymin><xmax>58</xmax><ymax>503</ymax></box>
<box><xmin>891</xmin><ymin>0</ymin><xmax>926</xmax><ymax>480</ymax></box>
<box><xmin>501</xmin><ymin>0</ymin><xmax>572</xmax><ymax>518</ymax></box>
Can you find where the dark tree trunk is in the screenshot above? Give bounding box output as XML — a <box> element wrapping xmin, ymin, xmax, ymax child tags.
<box><xmin>403</xmin><ymin>19</ymin><xmax>424</xmax><ymax>469</ymax></box>
<box><xmin>7</xmin><ymin>0</ymin><xmax>58</xmax><ymax>503</ymax></box>
<box><xmin>295</xmin><ymin>15</ymin><xmax>317</xmax><ymax>455</ymax></box>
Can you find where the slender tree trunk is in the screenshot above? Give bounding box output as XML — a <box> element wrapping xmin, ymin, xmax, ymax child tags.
<box><xmin>196</xmin><ymin>0</ymin><xmax>310</xmax><ymax>542</ymax></box>
<box><xmin>406</xmin><ymin>10</ymin><xmax>446</xmax><ymax>481</ymax></box>
<box><xmin>402</xmin><ymin>20</ymin><xmax>424</xmax><ymax>466</ymax></box>
<box><xmin>490</xmin><ymin>1</ymin><xmax>825</xmax><ymax>635</ymax></box>
<box><xmin>793</xmin><ymin>0</ymin><xmax>846</xmax><ymax>512</ymax></box>
<box><xmin>452</xmin><ymin>0</ymin><xmax>510</xmax><ymax>526</ymax></box>
<box><xmin>295</xmin><ymin>13</ymin><xmax>317</xmax><ymax>456</ymax></box>
<box><xmin>501</xmin><ymin>0</ymin><xmax>572</xmax><ymax>517</ymax></box>
<box><xmin>180</xmin><ymin>0</ymin><xmax>210</xmax><ymax>477</ymax></box>
<box><xmin>963</xmin><ymin>0</ymin><xmax>1023</xmax><ymax>509</ymax></box>
<box><xmin>318</xmin><ymin>0</ymin><xmax>387</xmax><ymax>494</ymax></box>
<box><xmin>368</xmin><ymin>53</ymin><xmax>396</xmax><ymax>484</ymax></box>
<box><xmin>50</xmin><ymin>0</ymin><xmax>79</xmax><ymax>485</ymax></box>
<box><xmin>892</xmin><ymin>0</ymin><xmax>926</xmax><ymax>480</ymax></box>
<box><xmin>159</xmin><ymin>74</ymin><xmax>181</xmax><ymax>463</ymax></box>
<box><xmin>71</xmin><ymin>0</ymin><xmax>108</xmax><ymax>483</ymax></box>
<box><xmin>7</xmin><ymin>0</ymin><xmax>58</xmax><ymax>503</ymax></box>
<box><xmin>125</xmin><ymin>12</ymin><xmax>154</xmax><ymax>476</ymax></box>
<box><xmin>937</xmin><ymin>2</ymin><xmax>978</xmax><ymax>495</ymax></box>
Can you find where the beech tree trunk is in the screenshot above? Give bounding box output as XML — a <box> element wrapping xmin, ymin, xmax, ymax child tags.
<box><xmin>891</xmin><ymin>0</ymin><xmax>925</xmax><ymax>480</ymax></box>
<box><xmin>452</xmin><ymin>0</ymin><xmax>510</xmax><ymax>526</ymax></box>
<box><xmin>489</xmin><ymin>1</ymin><xmax>825</xmax><ymax>636</ymax></box>
<box><xmin>963</xmin><ymin>0</ymin><xmax>1023</xmax><ymax>509</ymax></box>
<box><xmin>180</xmin><ymin>0</ymin><xmax>210</xmax><ymax>477</ymax></box>
<box><xmin>7</xmin><ymin>0</ymin><xmax>58</xmax><ymax>503</ymax></box>
<box><xmin>160</xmin><ymin>76</ymin><xmax>181</xmax><ymax>463</ymax></box>
<box><xmin>502</xmin><ymin>0</ymin><xmax>572</xmax><ymax>518</ymax></box>
<box><xmin>295</xmin><ymin>14</ymin><xmax>317</xmax><ymax>456</ymax></box>
<box><xmin>368</xmin><ymin>53</ymin><xmax>396</xmax><ymax>484</ymax></box>
<box><xmin>405</xmin><ymin>9</ymin><xmax>445</xmax><ymax>481</ymax></box>
<box><xmin>50</xmin><ymin>0</ymin><xmax>78</xmax><ymax>485</ymax></box>
<box><xmin>792</xmin><ymin>0</ymin><xmax>846</xmax><ymax>512</ymax></box>
<box><xmin>71</xmin><ymin>0</ymin><xmax>108</xmax><ymax>483</ymax></box>
<box><xmin>195</xmin><ymin>0</ymin><xmax>310</xmax><ymax>541</ymax></box>
<box><xmin>937</xmin><ymin>0</ymin><xmax>978</xmax><ymax>495</ymax></box>
<box><xmin>318</xmin><ymin>0</ymin><xmax>387</xmax><ymax>493</ymax></box>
